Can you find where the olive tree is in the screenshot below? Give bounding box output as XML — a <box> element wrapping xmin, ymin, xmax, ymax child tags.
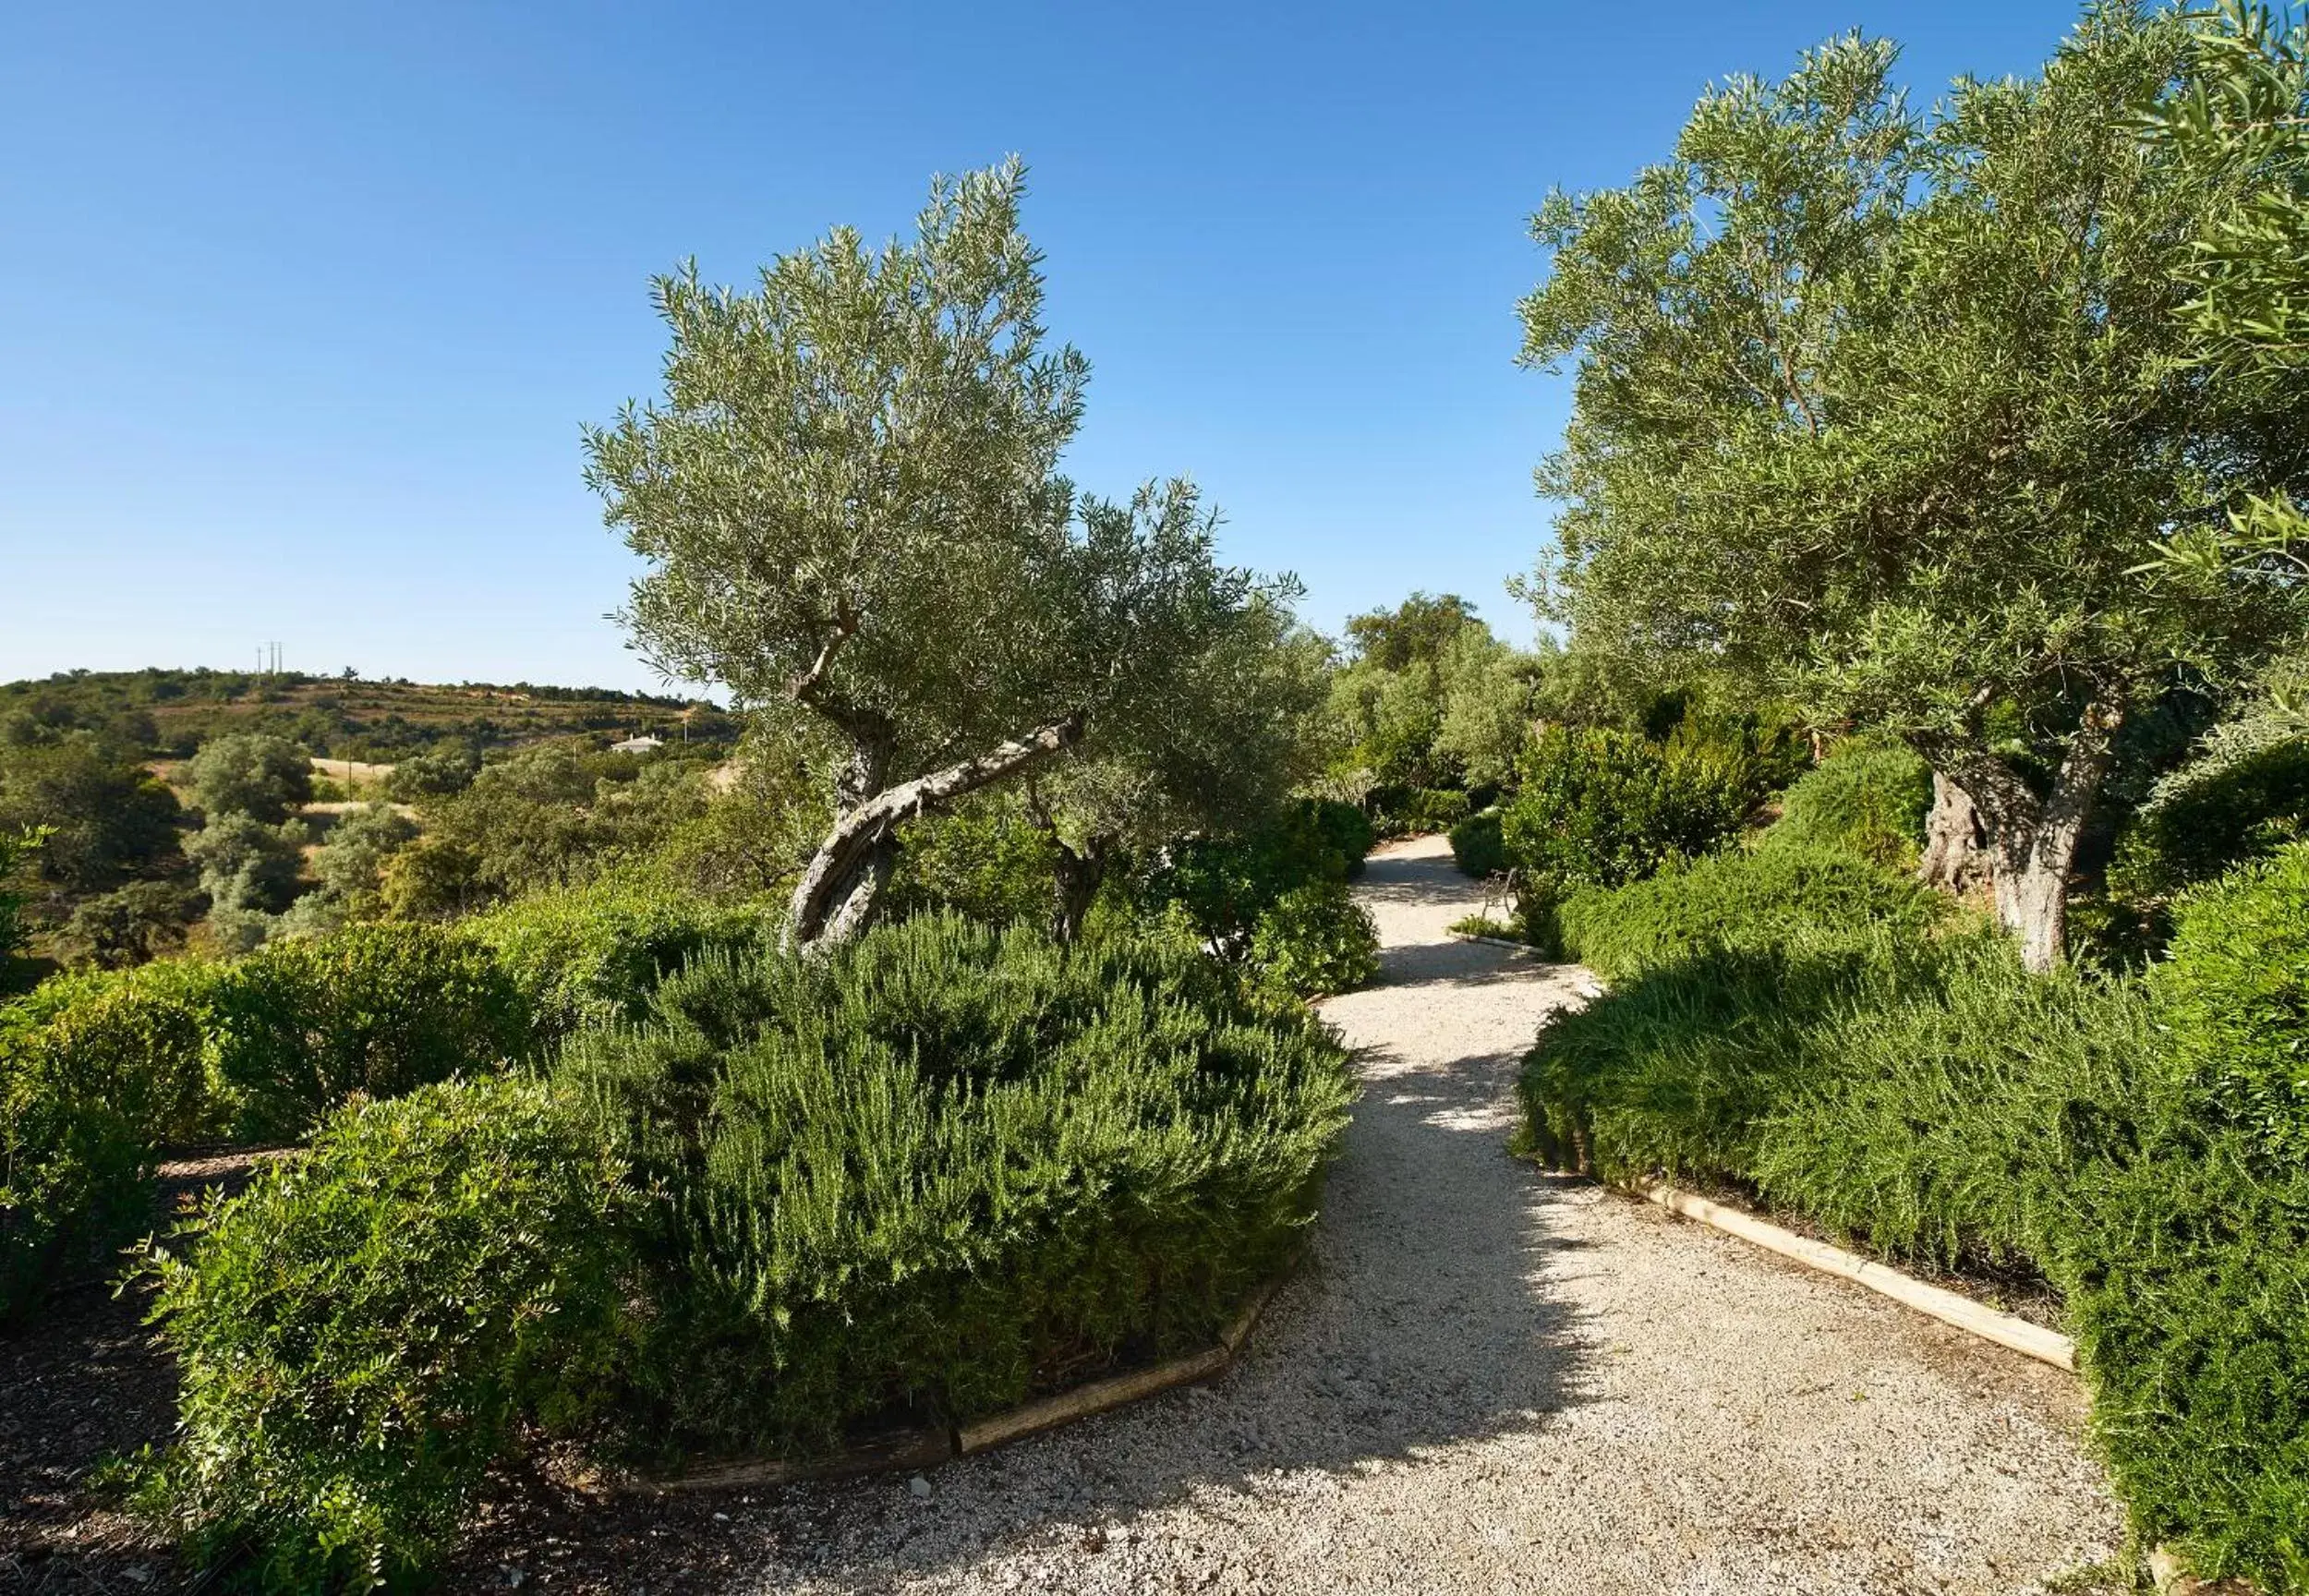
<box><xmin>1520</xmin><ymin>12</ymin><xmax>2309</xmax><ymax>969</ymax></box>
<box><xmin>1022</xmin><ymin>597</ymin><xmax>1331</xmax><ymax>940</ymax></box>
<box><xmin>188</xmin><ymin>732</ymin><xmax>312</xmax><ymax>825</ymax></box>
<box><xmin>586</xmin><ymin>161</ymin><xmax>1260</xmax><ymax>944</ymax></box>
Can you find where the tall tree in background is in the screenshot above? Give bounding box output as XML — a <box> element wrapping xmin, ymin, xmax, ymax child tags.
<box><xmin>587</xmin><ymin>161</ymin><xmax>1264</xmax><ymax>944</ymax></box>
<box><xmin>1521</xmin><ymin>9</ymin><xmax>2309</xmax><ymax>969</ymax></box>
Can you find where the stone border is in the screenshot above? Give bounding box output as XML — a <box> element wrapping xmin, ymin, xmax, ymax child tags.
<box><xmin>1640</xmin><ymin>1182</ymin><xmax>2076</xmax><ymax>1370</ymax></box>
<box><xmin>636</xmin><ymin>1262</ymin><xmax>1298</xmax><ymax>1494</ymax></box>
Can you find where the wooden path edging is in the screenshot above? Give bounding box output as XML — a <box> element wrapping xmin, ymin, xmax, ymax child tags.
<box><xmin>1640</xmin><ymin>1183</ymin><xmax>2077</xmax><ymax>1372</ymax></box>
<box><xmin>639</xmin><ymin>1258</ymin><xmax>1299</xmax><ymax>1494</ymax></box>
<box><xmin>1447</xmin><ymin>932</ymin><xmax>1537</xmax><ymax>953</ymax></box>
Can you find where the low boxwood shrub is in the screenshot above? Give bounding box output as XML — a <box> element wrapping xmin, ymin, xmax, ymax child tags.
<box><xmin>463</xmin><ymin>879</ymin><xmax>780</xmax><ymax>1046</ymax></box>
<box><xmin>1248</xmin><ymin>881</ymin><xmax>1380</xmax><ymax>997</ymax></box>
<box><xmin>1555</xmin><ymin>843</ymin><xmax>1946</xmax><ymax>984</ymax></box>
<box><xmin>1448</xmin><ymin>808</ymin><xmax>1506</xmax><ymax>877</ymax></box>
<box><xmin>558</xmin><ymin>913</ymin><xmax>1355</xmax><ymax>1459</ymax></box>
<box><xmin>138</xmin><ymin>1075</ymin><xmax>641</xmax><ymax>1592</ymax></box>
<box><xmin>1764</xmin><ymin>735</ymin><xmax>1934</xmax><ymax>868</ymax></box>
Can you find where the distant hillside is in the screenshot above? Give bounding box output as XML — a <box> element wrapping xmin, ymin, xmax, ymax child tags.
<box><xmin>0</xmin><ymin>667</ymin><xmax>739</xmax><ymax>760</ymax></box>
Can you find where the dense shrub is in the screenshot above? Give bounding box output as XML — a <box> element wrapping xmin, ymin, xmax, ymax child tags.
<box><xmin>2147</xmin><ymin>845</ymin><xmax>2309</xmax><ymax>1153</ymax></box>
<box><xmin>139</xmin><ymin>1077</ymin><xmax>639</xmax><ymax>1590</ymax></box>
<box><xmin>1448</xmin><ymin>808</ymin><xmax>1507</xmax><ymax>877</ymax></box>
<box><xmin>1</xmin><ymin>1037</ymin><xmax>150</xmax><ymax>1323</ymax></box>
<box><xmin>2110</xmin><ymin>734</ymin><xmax>2309</xmax><ymax>909</ymax></box>
<box><xmin>558</xmin><ymin>913</ymin><xmax>1355</xmax><ymax>1458</ymax></box>
<box><xmin>1499</xmin><ymin>726</ymin><xmax>1753</xmax><ymax>909</ymax></box>
<box><xmin>1</xmin><ymin>961</ymin><xmax>222</xmax><ymax>1145</ymax></box>
<box><xmin>1139</xmin><ymin>798</ymin><xmax>1372</xmax><ymax>956</ymax></box>
<box><xmin>1248</xmin><ymin>882</ymin><xmax>1380</xmax><ymax>996</ymax></box>
<box><xmin>463</xmin><ymin>879</ymin><xmax>779</xmax><ymax>1045</ymax></box>
<box><xmin>883</xmin><ymin>798</ymin><xmax>1060</xmax><ymax>927</ymax></box>
<box><xmin>1765</xmin><ymin>736</ymin><xmax>1934</xmax><ymax>868</ymax></box>
<box><xmin>210</xmin><ymin>924</ymin><xmax>531</xmax><ymax>1142</ymax></box>
<box><xmin>1555</xmin><ymin>844</ymin><xmax>1946</xmax><ymax>983</ymax></box>
<box><xmin>1387</xmin><ymin>787</ymin><xmax>1471</xmax><ymax>835</ymax></box>
<box><xmin>187</xmin><ymin>732</ymin><xmax>312</xmax><ymax>824</ymax></box>
<box><xmin>1518</xmin><ymin>841</ymin><xmax>2309</xmax><ymax>1590</ymax></box>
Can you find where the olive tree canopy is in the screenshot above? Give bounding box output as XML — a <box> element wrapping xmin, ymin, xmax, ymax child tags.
<box><xmin>1519</xmin><ymin>9</ymin><xmax>2309</xmax><ymax>969</ymax></box>
<box><xmin>586</xmin><ymin>160</ymin><xmax>1263</xmax><ymax>942</ymax></box>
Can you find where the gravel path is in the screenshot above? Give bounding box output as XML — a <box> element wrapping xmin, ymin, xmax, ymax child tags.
<box><xmin>731</xmin><ymin>836</ymin><xmax>2125</xmax><ymax>1595</ymax></box>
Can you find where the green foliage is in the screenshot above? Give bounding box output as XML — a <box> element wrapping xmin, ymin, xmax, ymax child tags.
<box><xmin>1345</xmin><ymin>592</ymin><xmax>1481</xmax><ymax>671</ymax></box>
<box><xmin>382</xmin><ymin>742</ymin><xmax>479</xmax><ymax>801</ymax></box>
<box><xmin>558</xmin><ymin>913</ymin><xmax>1354</xmax><ymax>1458</ymax></box>
<box><xmin>139</xmin><ymin>1077</ymin><xmax>640</xmax><ymax>1591</ymax></box>
<box><xmin>185</xmin><ymin>810</ymin><xmax>308</xmax><ymax>952</ymax></box>
<box><xmin>2110</xmin><ymin>734</ymin><xmax>2309</xmax><ymax>906</ymax></box>
<box><xmin>1</xmin><ymin>960</ymin><xmax>222</xmax><ymax>1145</ymax></box>
<box><xmin>1447</xmin><ymin>808</ymin><xmax>1506</xmax><ymax>877</ymax></box>
<box><xmin>1383</xmin><ymin>787</ymin><xmax>1470</xmax><ymax>835</ymax></box>
<box><xmin>1765</xmin><ymin>736</ymin><xmax>1934</xmax><ymax>869</ymax></box>
<box><xmin>2147</xmin><ymin>845</ymin><xmax>2309</xmax><ymax>1158</ymax></box>
<box><xmin>1247</xmin><ymin>882</ymin><xmax>1380</xmax><ymax>997</ymax></box>
<box><xmin>387</xmin><ymin>747</ymin><xmax>710</xmax><ymax>916</ymax></box>
<box><xmin>1499</xmin><ymin>726</ymin><xmax>1755</xmax><ymax>908</ymax></box>
<box><xmin>1137</xmin><ymin>799</ymin><xmax>1372</xmax><ymax>958</ymax></box>
<box><xmin>0</xmin><ymin>736</ymin><xmax>183</xmax><ymax>898</ymax></box>
<box><xmin>50</xmin><ymin>879</ymin><xmax>203</xmax><ymax>970</ymax></box>
<box><xmin>274</xmin><ymin>802</ymin><xmax>422</xmax><ymax>938</ymax></box>
<box><xmin>1555</xmin><ymin>844</ymin><xmax>1946</xmax><ymax>985</ymax></box>
<box><xmin>1326</xmin><ymin>603</ymin><xmax>1540</xmax><ymax>802</ymax></box>
<box><xmin>886</xmin><ymin>795</ymin><xmax>1060</xmax><ymax>927</ymax></box>
<box><xmin>1</xmin><ymin>1002</ymin><xmax>153</xmax><ymax>1321</ymax></box>
<box><xmin>462</xmin><ymin>879</ymin><xmax>780</xmax><ymax>1047</ymax></box>
<box><xmin>1523</xmin><ymin>7</ymin><xmax>2309</xmax><ymax>967</ymax></box>
<box><xmin>586</xmin><ymin>161</ymin><xmax>1276</xmax><ymax>944</ymax></box>
<box><xmin>212</xmin><ymin>924</ymin><xmax>532</xmax><ymax>1143</ymax></box>
<box><xmin>0</xmin><ymin>826</ymin><xmax>39</xmax><ymax>970</ymax></box>
<box><xmin>1519</xmin><ymin>839</ymin><xmax>2309</xmax><ymax>1590</ymax></box>
<box><xmin>187</xmin><ymin>732</ymin><xmax>313</xmax><ymax>824</ymax></box>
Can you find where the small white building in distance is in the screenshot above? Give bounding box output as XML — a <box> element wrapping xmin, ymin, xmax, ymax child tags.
<box><xmin>609</xmin><ymin>734</ymin><xmax>664</xmax><ymax>755</ymax></box>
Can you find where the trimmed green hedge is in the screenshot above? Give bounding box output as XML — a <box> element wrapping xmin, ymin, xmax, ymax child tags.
<box><xmin>1499</xmin><ymin>726</ymin><xmax>1754</xmax><ymax>911</ymax></box>
<box><xmin>1249</xmin><ymin>882</ymin><xmax>1380</xmax><ymax>996</ymax></box>
<box><xmin>1518</xmin><ymin>840</ymin><xmax>2309</xmax><ymax>1591</ymax></box>
<box><xmin>1765</xmin><ymin>736</ymin><xmax>1933</xmax><ymax>869</ymax></box>
<box><xmin>462</xmin><ymin>879</ymin><xmax>780</xmax><ymax>1045</ymax></box>
<box><xmin>1</xmin><ymin>889</ymin><xmax>772</xmax><ymax>1320</ymax></box>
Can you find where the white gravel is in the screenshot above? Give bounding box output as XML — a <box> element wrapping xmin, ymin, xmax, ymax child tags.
<box><xmin>728</xmin><ymin>835</ymin><xmax>2125</xmax><ymax>1595</ymax></box>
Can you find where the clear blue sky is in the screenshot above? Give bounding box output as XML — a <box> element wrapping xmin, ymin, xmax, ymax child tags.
<box><xmin>2</xmin><ymin>0</ymin><xmax>2095</xmax><ymax>693</ymax></box>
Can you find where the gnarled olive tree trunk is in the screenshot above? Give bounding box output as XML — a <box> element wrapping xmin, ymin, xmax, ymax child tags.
<box><xmin>1047</xmin><ymin>834</ymin><xmax>1115</xmax><ymax>944</ymax></box>
<box><xmin>1916</xmin><ymin>773</ymin><xmax>1990</xmax><ymax>894</ymax></box>
<box><xmin>786</xmin><ymin>716</ymin><xmax>1085</xmax><ymax>947</ymax></box>
<box><xmin>1912</xmin><ymin>701</ymin><xmax>2123</xmax><ymax>973</ymax></box>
